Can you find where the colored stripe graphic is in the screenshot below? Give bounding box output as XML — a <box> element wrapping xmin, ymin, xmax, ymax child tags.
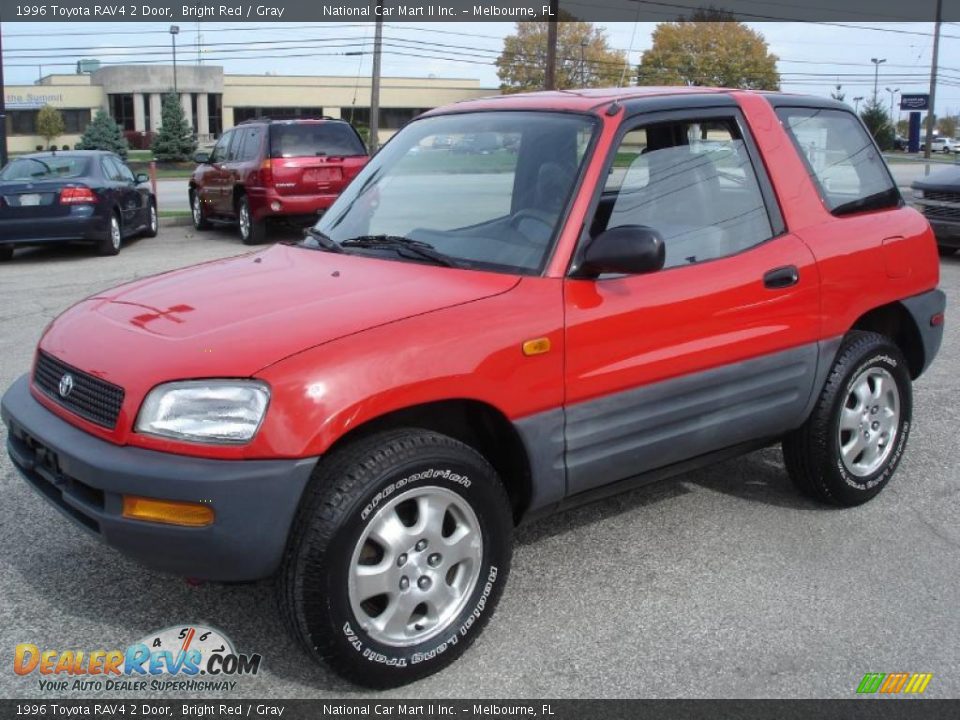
<box><xmin>857</xmin><ymin>672</ymin><xmax>933</xmax><ymax>694</ymax></box>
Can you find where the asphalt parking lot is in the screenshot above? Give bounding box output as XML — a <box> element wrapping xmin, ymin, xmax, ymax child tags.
<box><xmin>0</xmin><ymin>225</ymin><xmax>958</xmax><ymax>699</ymax></box>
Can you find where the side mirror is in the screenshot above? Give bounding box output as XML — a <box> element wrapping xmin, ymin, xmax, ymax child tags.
<box><xmin>194</xmin><ymin>151</ymin><xmax>210</xmax><ymax>164</ymax></box>
<box><xmin>135</xmin><ymin>173</ymin><xmax>149</xmax><ymax>184</ymax></box>
<box><xmin>577</xmin><ymin>225</ymin><xmax>666</xmax><ymax>277</ymax></box>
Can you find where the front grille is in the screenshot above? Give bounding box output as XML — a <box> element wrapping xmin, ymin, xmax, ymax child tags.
<box><xmin>922</xmin><ymin>204</ymin><xmax>960</xmax><ymax>220</ymax></box>
<box><xmin>922</xmin><ymin>190</ymin><xmax>960</xmax><ymax>204</ymax></box>
<box><xmin>33</xmin><ymin>351</ymin><xmax>125</xmax><ymax>429</ymax></box>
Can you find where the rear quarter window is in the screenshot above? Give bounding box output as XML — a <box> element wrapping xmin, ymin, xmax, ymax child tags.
<box><xmin>776</xmin><ymin>107</ymin><xmax>900</xmax><ymax>216</ymax></box>
<box><xmin>270</xmin><ymin>123</ymin><xmax>366</xmax><ymax>158</ymax></box>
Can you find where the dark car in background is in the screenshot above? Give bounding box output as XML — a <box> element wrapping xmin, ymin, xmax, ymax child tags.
<box><xmin>0</xmin><ymin>151</ymin><xmax>157</xmax><ymax>261</ymax></box>
<box><xmin>189</xmin><ymin>118</ymin><xmax>368</xmax><ymax>244</ymax></box>
<box><xmin>912</xmin><ymin>166</ymin><xmax>960</xmax><ymax>254</ymax></box>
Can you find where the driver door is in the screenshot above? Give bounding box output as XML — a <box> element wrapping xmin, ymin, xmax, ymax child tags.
<box><xmin>562</xmin><ymin>109</ymin><xmax>822</xmax><ymax>496</ymax></box>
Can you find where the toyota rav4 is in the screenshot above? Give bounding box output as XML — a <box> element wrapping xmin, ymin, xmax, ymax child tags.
<box><xmin>2</xmin><ymin>88</ymin><xmax>945</xmax><ymax>687</ymax></box>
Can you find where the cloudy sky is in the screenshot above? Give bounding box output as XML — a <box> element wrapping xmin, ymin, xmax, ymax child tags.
<box><xmin>3</xmin><ymin>20</ymin><xmax>958</xmax><ymax>117</ymax></box>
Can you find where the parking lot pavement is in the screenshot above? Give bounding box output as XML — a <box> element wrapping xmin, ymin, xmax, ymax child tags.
<box><xmin>1</xmin><ymin>226</ymin><xmax>958</xmax><ymax>699</ymax></box>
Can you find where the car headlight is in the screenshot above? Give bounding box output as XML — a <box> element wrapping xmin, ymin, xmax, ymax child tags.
<box><xmin>135</xmin><ymin>380</ymin><xmax>270</xmax><ymax>444</ymax></box>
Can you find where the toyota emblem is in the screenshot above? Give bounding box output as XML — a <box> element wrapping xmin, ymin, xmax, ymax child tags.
<box><xmin>58</xmin><ymin>374</ymin><xmax>75</xmax><ymax>398</ymax></box>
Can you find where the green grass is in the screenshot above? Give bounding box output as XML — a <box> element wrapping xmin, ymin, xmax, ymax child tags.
<box><xmin>159</xmin><ymin>210</ymin><xmax>191</xmax><ymax>218</ymax></box>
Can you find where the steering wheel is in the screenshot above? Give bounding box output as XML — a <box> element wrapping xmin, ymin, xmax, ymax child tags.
<box><xmin>508</xmin><ymin>209</ymin><xmax>558</xmax><ymax>243</ymax></box>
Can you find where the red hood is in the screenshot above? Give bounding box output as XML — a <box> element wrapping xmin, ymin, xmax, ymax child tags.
<box><xmin>40</xmin><ymin>244</ymin><xmax>519</xmax><ymax>392</ymax></box>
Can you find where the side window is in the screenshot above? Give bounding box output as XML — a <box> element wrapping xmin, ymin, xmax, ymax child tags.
<box><xmin>596</xmin><ymin>117</ymin><xmax>774</xmax><ymax>269</ymax></box>
<box><xmin>211</xmin><ymin>131</ymin><xmax>234</xmax><ymax>163</ymax></box>
<box><xmin>100</xmin><ymin>158</ymin><xmax>116</xmax><ymax>180</ymax></box>
<box><xmin>112</xmin><ymin>157</ymin><xmax>135</xmax><ymax>183</ymax></box>
<box><xmin>776</xmin><ymin>107</ymin><xmax>899</xmax><ymax>215</ymax></box>
<box><xmin>239</xmin><ymin>126</ymin><xmax>263</xmax><ymax>161</ymax></box>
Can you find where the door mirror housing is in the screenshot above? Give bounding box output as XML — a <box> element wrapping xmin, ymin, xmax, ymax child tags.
<box><xmin>134</xmin><ymin>173</ymin><xmax>149</xmax><ymax>185</ymax></box>
<box><xmin>193</xmin><ymin>151</ymin><xmax>211</xmax><ymax>165</ymax></box>
<box><xmin>576</xmin><ymin>225</ymin><xmax>666</xmax><ymax>277</ymax></box>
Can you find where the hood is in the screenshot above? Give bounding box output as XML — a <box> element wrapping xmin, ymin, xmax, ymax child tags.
<box><xmin>40</xmin><ymin>244</ymin><xmax>519</xmax><ymax>390</ymax></box>
<box><xmin>912</xmin><ymin>166</ymin><xmax>960</xmax><ymax>192</ymax></box>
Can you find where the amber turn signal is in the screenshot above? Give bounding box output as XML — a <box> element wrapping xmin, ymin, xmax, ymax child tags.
<box><xmin>522</xmin><ymin>337</ymin><xmax>551</xmax><ymax>356</ymax></box>
<box><xmin>122</xmin><ymin>496</ymin><xmax>215</xmax><ymax>527</ymax></box>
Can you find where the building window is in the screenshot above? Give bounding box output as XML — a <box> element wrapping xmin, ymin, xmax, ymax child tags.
<box><xmin>190</xmin><ymin>93</ymin><xmax>198</xmax><ymax>133</ymax></box>
<box><xmin>347</xmin><ymin>107</ymin><xmax>429</xmax><ymax>130</ymax></box>
<box><xmin>5</xmin><ymin>109</ymin><xmax>91</xmax><ymax>136</ymax></box>
<box><xmin>109</xmin><ymin>94</ymin><xmax>135</xmax><ymax>131</ymax></box>
<box><xmin>232</xmin><ymin>106</ymin><xmax>326</xmax><ymax>124</ymax></box>
<box><xmin>207</xmin><ymin>93</ymin><xmax>223</xmax><ymax>136</ymax></box>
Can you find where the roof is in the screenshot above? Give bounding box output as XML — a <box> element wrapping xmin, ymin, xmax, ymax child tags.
<box><xmin>15</xmin><ymin>150</ymin><xmax>115</xmax><ymax>159</ymax></box>
<box><xmin>423</xmin><ymin>86</ymin><xmax>848</xmax><ymax>116</ymax></box>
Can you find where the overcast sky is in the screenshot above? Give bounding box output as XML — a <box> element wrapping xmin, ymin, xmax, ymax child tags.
<box><xmin>2</xmin><ymin>21</ymin><xmax>958</xmax><ymax>117</ymax></box>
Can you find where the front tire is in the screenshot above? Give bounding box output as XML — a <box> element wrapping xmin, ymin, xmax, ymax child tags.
<box><xmin>191</xmin><ymin>190</ymin><xmax>211</xmax><ymax>231</ymax></box>
<box><xmin>278</xmin><ymin>429</ymin><xmax>513</xmax><ymax>688</ymax></box>
<box><xmin>96</xmin><ymin>212</ymin><xmax>122</xmax><ymax>256</ymax></box>
<box><xmin>0</xmin><ymin>245</ymin><xmax>12</xmax><ymax>262</ymax></box>
<box><xmin>143</xmin><ymin>201</ymin><xmax>159</xmax><ymax>238</ymax></box>
<box><xmin>783</xmin><ymin>331</ymin><xmax>912</xmax><ymax>506</ymax></box>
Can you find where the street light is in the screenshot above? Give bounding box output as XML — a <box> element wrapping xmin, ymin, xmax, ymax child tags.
<box><xmin>854</xmin><ymin>96</ymin><xmax>864</xmax><ymax>113</ymax></box>
<box><xmin>871</xmin><ymin>57</ymin><xmax>886</xmax><ymax>104</ymax></box>
<box><xmin>170</xmin><ymin>25</ymin><xmax>180</xmax><ymax>93</ymax></box>
<box><xmin>886</xmin><ymin>87</ymin><xmax>900</xmax><ymax>127</ymax></box>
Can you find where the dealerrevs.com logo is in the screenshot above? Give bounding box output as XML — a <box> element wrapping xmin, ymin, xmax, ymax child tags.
<box><xmin>14</xmin><ymin>625</ymin><xmax>262</xmax><ymax>693</ymax></box>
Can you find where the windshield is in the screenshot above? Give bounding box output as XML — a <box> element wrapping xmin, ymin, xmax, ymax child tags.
<box><xmin>312</xmin><ymin>111</ymin><xmax>597</xmax><ymax>274</ymax></box>
<box><xmin>0</xmin><ymin>156</ymin><xmax>89</xmax><ymax>181</ymax></box>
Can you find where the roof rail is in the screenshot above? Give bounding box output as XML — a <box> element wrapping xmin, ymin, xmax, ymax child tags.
<box><xmin>236</xmin><ymin>116</ymin><xmax>342</xmax><ymax>125</ymax></box>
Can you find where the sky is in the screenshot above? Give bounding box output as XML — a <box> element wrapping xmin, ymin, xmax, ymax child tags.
<box><xmin>2</xmin><ymin>20</ymin><xmax>959</xmax><ymax>118</ymax></box>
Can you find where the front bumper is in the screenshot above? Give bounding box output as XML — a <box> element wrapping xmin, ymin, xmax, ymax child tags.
<box><xmin>1</xmin><ymin>375</ymin><xmax>317</xmax><ymax>581</ymax></box>
<box><xmin>929</xmin><ymin>218</ymin><xmax>960</xmax><ymax>248</ymax></box>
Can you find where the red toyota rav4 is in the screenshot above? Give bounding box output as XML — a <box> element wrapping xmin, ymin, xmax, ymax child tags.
<box><xmin>188</xmin><ymin>117</ymin><xmax>368</xmax><ymax>244</ymax></box>
<box><xmin>2</xmin><ymin>88</ymin><xmax>945</xmax><ymax>687</ymax></box>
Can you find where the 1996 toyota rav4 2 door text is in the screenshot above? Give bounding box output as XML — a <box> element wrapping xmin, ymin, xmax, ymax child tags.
<box><xmin>2</xmin><ymin>88</ymin><xmax>945</xmax><ymax>687</ymax></box>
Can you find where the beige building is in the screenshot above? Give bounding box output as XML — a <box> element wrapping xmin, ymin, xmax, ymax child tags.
<box><xmin>3</xmin><ymin>65</ymin><xmax>497</xmax><ymax>153</ymax></box>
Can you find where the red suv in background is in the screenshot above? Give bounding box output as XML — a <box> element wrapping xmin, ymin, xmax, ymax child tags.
<box><xmin>189</xmin><ymin>118</ymin><xmax>368</xmax><ymax>244</ymax></box>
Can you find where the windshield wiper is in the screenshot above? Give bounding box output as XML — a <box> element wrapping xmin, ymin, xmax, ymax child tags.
<box><xmin>299</xmin><ymin>227</ymin><xmax>344</xmax><ymax>253</ymax></box>
<box><xmin>340</xmin><ymin>235</ymin><xmax>462</xmax><ymax>268</ymax></box>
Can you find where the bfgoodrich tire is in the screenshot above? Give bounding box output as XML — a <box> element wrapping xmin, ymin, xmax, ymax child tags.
<box><xmin>783</xmin><ymin>331</ymin><xmax>912</xmax><ymax>506</ymax></box>
<box><xmin>278</xmin><ymin>429</ymin><xmax>513</xmax><ymax>688</ymax></box>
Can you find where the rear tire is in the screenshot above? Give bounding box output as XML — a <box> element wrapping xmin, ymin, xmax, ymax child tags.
<box><xmin>0</xmin><ymin>246</ymin><xmax>12</xmax><ymax>262</ymax></box>
<box><xmin>783</xmin><ymin>331</ymin><xmax>912</xmax><ymax>506</ymax></box>
<box><xmin>277</xmin><ymin>429</ymin><xmax>513</xmax><ymax>688</ymax></box>
<box><xmin>191</xmin><ymin>190</ymin><xmax>211</xmax><ymax>231</ymax></box>
<box><xmin>143</xmin><ymin>201</ymin><xmax>159</xmax><ymax>238</ymax></box>
<box><xmin>938</xmin><ymin>246</ymin><xmax>957</xmax><ymax>257</ymax></box>
<box><xmin>237</xmin><ymin>195</ymin><xmax>266</xmax><ymax>245</ymax></box>
<box><xmin>96</xmin><ymin>212</ymin><xmax>122</xmax><ymax>256</ymax></box>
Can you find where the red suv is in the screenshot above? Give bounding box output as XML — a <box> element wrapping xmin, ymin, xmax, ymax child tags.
<box><xmin>189</xmin><ymin>118</ymin><xmax>367</xmax><ymax>244</ymax></box>
<box><xmin>3</xmin><ymin>88</ymin><xmax>945</xmax><ymax>687</ymax></box>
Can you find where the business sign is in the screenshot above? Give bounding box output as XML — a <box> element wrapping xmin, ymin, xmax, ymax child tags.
<box><xmin>4</xmin><ymin>92</ymin><xmax>64</xmax><ymax>109</ymax></box>
<box><xmin>900</xmin><ymin>94</ymin><xmax>930</xmax><ymax>111</ymax></box>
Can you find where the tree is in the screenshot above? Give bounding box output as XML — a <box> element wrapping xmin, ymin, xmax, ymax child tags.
<box><xmin>637</xmin><ymin>12</ymin><xmax>780</xmax><ymax>90</ymax></box>
<box><xmin>937</xmin><ymin>114</ymin><xmax>957</xmax><ymax>139</ymax></box>
<box><xmin>77</xmin><ymin>109</ymin><xmax>129</xmax><ymax>159</ymax></box>
<box><xmin>152</xmin><ymin>93</ymin><xmax>197</xmax><ymax>162</ymax></box>
<box><xmin>36</xmin><ymin>105</ymin><xmax>65</xmax><ymax>150</ymax></box>
<box><xmin>860</xmin><ymin>100</ymin><xmax>895</xmax><ymax>151</ymax></box>
<box><xmin>496</xmin><ymin>20</ymin><xmax>627</xmax><ymax>93</ymax></box>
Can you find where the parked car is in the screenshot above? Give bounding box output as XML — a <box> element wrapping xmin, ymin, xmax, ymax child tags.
<box><xmin>920</xmin><ymin>137</ymin><xmax>956</xmax><ymax>153</ymax></box>
<box><xmin>893</xmin><ymin>134</ymin><xmax>907</xmax><ymax>151</ymax></box>
<box><xmin>2</xmin><ymin>88</ymin><xmax>944</xmax><ymax>687</ymax></box>
<box><xmin>189</xmin><ymin>118</ymin><xmax>368</xmax><ymax>244</ymax></box>
<box><xmin>912</xmin><ymin>166</ymin><xmax>960</xmax><ymax>253</ymax></box>
<box><xmin>0</xmin><ymin>151</ymin><xmax>157</xmax><ymax>261</ymax></box>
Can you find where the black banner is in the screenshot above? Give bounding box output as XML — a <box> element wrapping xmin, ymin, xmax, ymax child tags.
<box><xmin>2</xmin><ymin>700</ymin><xmax>960</xmax><ymax>719</ymax></box>
<box><xmin>0</xmin><ymin>0</ymin><xmax>956</xmax><ymax>23</ymax></box>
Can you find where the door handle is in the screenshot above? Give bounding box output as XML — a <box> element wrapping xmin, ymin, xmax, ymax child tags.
<box><xmin>763</xmin><ymin>265</ymin><xmax>799</xmax><ymax>289</ymax></box>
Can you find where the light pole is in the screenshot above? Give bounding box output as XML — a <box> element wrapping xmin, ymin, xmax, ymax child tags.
<box><xmin>854</xmin><ymin>96</ymin><xmax>864</xmax><ymax>113</ymax></box>
<box><xmin>169</xmin><ymin>25</ymin><xmax>180</xmax><ymax>93</ymax></box>
<box><xmin>871</xmin><ymin>57</ymin><xmax>886</xmax><ymax>105</ymax></box>
<box><xmin>886</xmin><ymin>87</ymin><xmax>900</xmax><ymax>127</ymax></box>
<box><xmin>579</xmin><ymin>40</ymin><xmax>588</xmax><ymax>87</ymax></box>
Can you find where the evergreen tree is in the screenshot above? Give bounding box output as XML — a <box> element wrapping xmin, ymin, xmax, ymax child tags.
<box><xmin>860</xmin><ymin>100</ymin><xmax>895</xmax><ymax>151</ymax></box>
<box><xmin>152</xmin><ymin>93</ymin><xmax>196</xmax><ymax>161</ymax></box>
<box><xmin>37</xmin><ymin>105</ymin><xmax>65</xmax><ymax>149</ymax></box>
<box><xmin>77</xmin><ymin>109</ymin><xmax>129</xmax><ymax>159</ymax></box>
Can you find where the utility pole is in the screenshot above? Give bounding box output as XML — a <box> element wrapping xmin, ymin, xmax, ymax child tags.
<box><xmin>0</xmin><ymin>16</ymin><xmax>7</xmax><ymax>168</ymax></box>
<box><xmin>170</xmin><ymin>25</ymin><xmax>180</xmax><ymax>93</ymax></box>
<box><xmin>924</xmin><ymin>0</ymin><xmax>942</xmax><ymax>161</ymax></box>
<box><xmin>369</xmin><ymin>1</ymin><xmax>383</xmax><ymax>153</ymax></box>
<box><xmin>545</xmin><ymin>0</ymin><xmax>558</xmax><ymax>90</ymax></box>
<box><xmin>870</xmin><ymin>58</ymin><xmax>886</xmax><ymax>105</ymax></box>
